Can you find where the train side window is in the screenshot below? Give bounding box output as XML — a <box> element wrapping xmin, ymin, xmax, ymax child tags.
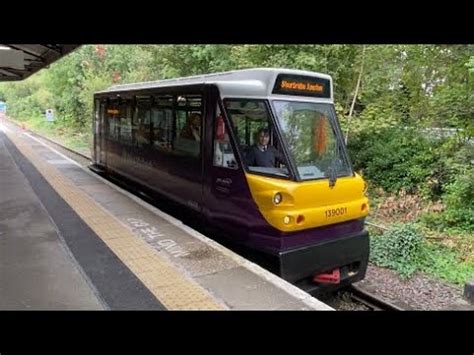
<box><xmin>176</xmin><ymin>110</ymin><xmax>188</xmax><ymax>136</ymax></box>
<box><xmin>119</xmin><ymin>99</ymin><xmax>133</xmax><ymax>144</ymax></box>
<box><xmin>151</xmin><ymin>95</ymin><xmax>173</xmax><ymax>151</ymax></box>
<box><xmin>133</xmin><ymin>96</ymin><xmax>151</xmax><ymax>147</ymax></box>
<box><xmin>213</xmin><ymin>106</ymin><xmax>237</xmax><ymax>169</ymax></box>
<box><xmin>106</xmin><ymin>99</ymin><xmax>120</xmax><ymax>141</ymax></box>
<box><xmin>173</xmin><ymin>94</ymin><xmax>202</xmax><ymax>158</ymax></box>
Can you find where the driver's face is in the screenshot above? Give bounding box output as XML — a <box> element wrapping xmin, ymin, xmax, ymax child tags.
<box><xmin>259</xmin><ymin>133</ymin><xmax>270</xmax><ymax>146</ymax></box>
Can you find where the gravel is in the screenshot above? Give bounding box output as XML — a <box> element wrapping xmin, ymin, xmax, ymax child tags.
<box><xmin>323</xmin><ymin>292</ymin><xmax>370</xmax><ymax>310</ymax></box>
<box><xmin>353</xmin><ymin>265</ymin><xmax>474</xmax><ymax>310</ymax></box>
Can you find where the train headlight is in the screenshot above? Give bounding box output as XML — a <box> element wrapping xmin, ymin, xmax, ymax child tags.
<box><xmin>283</xmin><ymin>216</ymin><xmax>291</xmax><ymax>225</ymax></box>
<box><xmin>273</xmin><ymin>192</ymin><xmax>282</xmax><ymax>205</ymax></box>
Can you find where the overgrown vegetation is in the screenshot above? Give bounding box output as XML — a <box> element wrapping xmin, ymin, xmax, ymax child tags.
<box><xmin>0</xmin><ymin>45</ymin><xmax>472</xmax><ymax>285</ymax></box>
<box><xmin>349</xmin><ymin>127</ymin><xmax>474</xmax><ymax>231</ymax></box>
<box><xmin>370</xmin><ymin>224</ymin><xmax>424</xmax><ymax>278</ymax></box>
<box><xmin>349</xmin><ymin>128</ymin><xmax>440</xmax><ymax>196</ymax></box>
<box><xmin>370</xmin><ymin>224</ymin><xmax>474</xmax><ymax>285</ymax></box>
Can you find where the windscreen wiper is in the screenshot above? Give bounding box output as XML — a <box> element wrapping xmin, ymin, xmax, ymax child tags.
<box><xmin>327</xmin><ymin>146</ymin><xmax>340</xmax><ymax>188</ymax></box>
<box><xmin>328</xmin><ymin>163</ymin><xmax>337</xmax><ymax>188</ymax></box>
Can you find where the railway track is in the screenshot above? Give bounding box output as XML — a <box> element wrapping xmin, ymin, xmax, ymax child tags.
<box><xmin>345</xmin><ymin>285</ymin><xmax>404</xmax><ymax>311</ymax></box>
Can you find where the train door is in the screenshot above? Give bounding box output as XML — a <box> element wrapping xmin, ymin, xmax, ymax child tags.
<box><xmin>202</xmin><ymin>86</ymin><xmax>254</xmax><ymax>243</ymax></box>
<box><xmin>94</xmin><ymin>98</ymin><xmax>107</xmax><ymax>166</ymax></box>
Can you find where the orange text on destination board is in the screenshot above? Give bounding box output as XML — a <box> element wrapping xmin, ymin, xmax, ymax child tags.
<box><xmin>272</xmin><ymin>74</ymin><xmax>330</xmax><ymax>98</ymax></box>
<box><xmin>280</xmin><ymin>80</ymin><xmax>324</xmax><ymax>93</ymax></box>
<box><xmin>107</xmin><ymin>109</ymin><xmax>119</xmax><ymax>115</ymax></box>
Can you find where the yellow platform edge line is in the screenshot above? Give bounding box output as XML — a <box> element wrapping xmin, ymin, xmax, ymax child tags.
<box><xmin>6</xmin><ymin>131</ymin><xmax>225</xmax><ymax>310</ymax></box>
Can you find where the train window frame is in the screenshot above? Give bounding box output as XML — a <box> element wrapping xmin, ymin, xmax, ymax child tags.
<box><xmin>118</xmin><ymin>98</ymin><xmax>133</xmax><ymax>145</ymax></box>
<box><xmin>213</xmin><ymin>103</ymin><xmax>238</xmax><ymax>170</ymax></box>
<box><xmin>173</xmin><ymin>93</ymin><xmax>203</xmax><ymax>159</ymax></box>
<box><xmin>223</xmin><ymin>98</ymin><xmax>294</xmax><ymax>180</ymax></box>
<box><xmin>151</xmin><ymin>94</ymin><xmax>174</xmax><ymax>152</ymax></box>
<box><xmin>105</xmin><ymin>98</ymin><xmax>120</xmax><ymax>141</ymax></box>
<box><xmin>133</xmin><ymin>95</ymin><xmax>152</xmax><ymax>148</ymax></box>
<box><xmin>270</xmin><ymin>100</ymin><xmax>354</xmax><ymax>182</ymax></box>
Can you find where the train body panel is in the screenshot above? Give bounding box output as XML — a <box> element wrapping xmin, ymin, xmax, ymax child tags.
<box><xmin>245</xmin><ymin>173</ymin><xmax>369</xmax><ymax>232</ymax></box>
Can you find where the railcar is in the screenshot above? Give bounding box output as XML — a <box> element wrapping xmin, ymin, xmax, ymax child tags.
<box><xmin>91</xmin><ymin>68</ymin><xmax>370</xmax><ymax>293</ymax></box>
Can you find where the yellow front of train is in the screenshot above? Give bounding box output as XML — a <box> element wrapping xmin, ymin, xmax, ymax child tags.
<box><xmin>245</xmin><ymin>96</ymin><xmax>369</xmax><ymax>233</ymax></box>
<box><xmin>246</xmin><ymin>172</ymin><xmax>369</xmax><ymax>233</ymax></box>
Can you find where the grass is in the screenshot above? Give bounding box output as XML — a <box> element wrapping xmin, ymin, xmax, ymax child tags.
<box><xmin>368</xmin><ymin>195</ymin><xmax>474</xmax><ymax>287</ymax></box>
<box><xmin>11</xmin><ymin>114</ymin><xmax>92</xmax><ymax>156</ymax></box>
<box><xmin>418</xmin><ymin>242</ymin><xmax>474</xmax><ymax>285</ymax></box>
<box><xmin>371</xmin><ymin>231</ymin><xmax>474</xmax><ymax>286</ymax></box>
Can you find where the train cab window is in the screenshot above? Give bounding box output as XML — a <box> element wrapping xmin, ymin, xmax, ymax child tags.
<box><xmin>151</xmin><ymin>95</ymin><xmax>173</xmax><ymax>151</ymax></box>
<box><xmin>224</xmin><ymin>99</ymin><xmax>289</xmax><ymax>178</ymax></box>
<box><xmin>213</xmin><ymin>105</ymin><xmax>237</xmax><ymax>169</ymax></box>
<box><xmin>174</xmin><ymin>94</ymin><xmax>202</xmax><ymax>158</ymax></box>
<box><xmin>272</xmin><ymin>101</ymin><xmax>352</xmax><ymax>180</ymax></box>
<box><xmin>133</xmin><ymin>96</ymin><xmax>152</xmax><ymax>147</ymax></box>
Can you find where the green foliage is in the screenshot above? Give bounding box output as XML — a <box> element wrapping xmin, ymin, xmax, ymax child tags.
<box><xmin>442</xmin><ymin>169</ymin><xmax>474</xmax><ymax>229</ymax></box>
<box><xmin>417</xmin><ymin>242</ymin><xmax>474</xmax><ymax>286</ymax></box>
<box><xmin>1</xmin><ymin>44</ymin><xmax>471</xmax><ymax>136</ymax></box>
<box><xmin>349</xmin><ymin>125</ymin><xmax>474</xmax><ymax>234</ymax></box>
<box><xmin>417</xmin><ymin>139</ymin><xmax>474</xmax><ymax>232</ymax></box>
<box><xmin>348</xmin><ymin>128</ymin><xmax>439</xmax><ymax>195</ymax></box>
<box><xmin>346</xmin><ymin>99</ymin><xmax>400</xmax><ymax>135</ymax></box>
<box><xmin>370</xmin><ymin>223</ymin><xmax>474</xmax><ymax>284</ymax></box>
<box><xmin>370</xmin><ymin>223</ymin><xmax>424</xmax><ymax>278</ymax></box>
<box><xmin>419</xmin><ymin>212</ymin><xmax>448</xmax><ymax>231</ymax></box>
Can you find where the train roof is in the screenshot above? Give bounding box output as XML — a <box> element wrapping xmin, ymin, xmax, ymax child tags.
<box><xmin>96</xmin><ymin>68</ymin><xmax>333</xmax><ymax>101</ymax></box>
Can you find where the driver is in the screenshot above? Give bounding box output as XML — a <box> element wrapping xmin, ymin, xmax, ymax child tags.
<box><xmin>245</xmin><ymin>128</ymin><xmax>285</xmax><ymax>167</ymax></box>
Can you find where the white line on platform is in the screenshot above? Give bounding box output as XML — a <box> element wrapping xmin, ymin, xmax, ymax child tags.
<box><xmin>23</xmin><ymin>132</ymin><xmax>82</xmax><ymax>168</ymax></box>
<box><xmin>0</xmin><ymin>121</ymin><xmax>11</xmax><ymax>133</ymax></box>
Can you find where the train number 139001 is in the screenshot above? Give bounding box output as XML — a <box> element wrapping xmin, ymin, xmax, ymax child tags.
<box><xmin>325</xmin><ymin>207</ymin><xmax>347</xmax><ymax>218</ymax></box>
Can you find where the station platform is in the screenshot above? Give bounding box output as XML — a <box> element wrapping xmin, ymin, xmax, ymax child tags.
<box><xmin>0</xmin><ymin>118</ymin><xmax>332</xmax><ymax>310</ymax></box>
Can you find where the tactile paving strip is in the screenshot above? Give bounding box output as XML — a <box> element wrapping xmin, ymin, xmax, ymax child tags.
<box><xmin>6</xmin><ymin>131</ymin><xmax>225</xmax><ymax>310</ymax></box>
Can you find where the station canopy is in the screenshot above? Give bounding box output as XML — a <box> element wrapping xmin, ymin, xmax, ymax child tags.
<box><xmin>0</xmin><ymin>44</ymin><xmax>79</xmax><ymax>81</ymax></box>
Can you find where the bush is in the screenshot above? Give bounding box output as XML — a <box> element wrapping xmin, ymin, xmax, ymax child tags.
<box><xmin>370</xmin><ymin>222</ymin><xmax>474</xmax><ymax>284</ymax></box>
<box><xmin>419</xmin><ymin>211</ymin><xmax>447</xmax><ymax>231</ymax></box>
<box><xmin>420</xmin><ymin>167</ymin><xmax>474</xmax><ymax>232</ymax></box>
<box><xmin>348</xmin><ymin>127</ymin><xmax>440</xmax><ymax>196</ymax></box>
<box><xmin>442</xmin><ymin>169</ymin><xmax>474</xmax><ymax>230</ymax></box>
<box><xmin>370</xmin><ymin>223</ymin><xmax>424</xmax><ymax>278</ymax></box>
